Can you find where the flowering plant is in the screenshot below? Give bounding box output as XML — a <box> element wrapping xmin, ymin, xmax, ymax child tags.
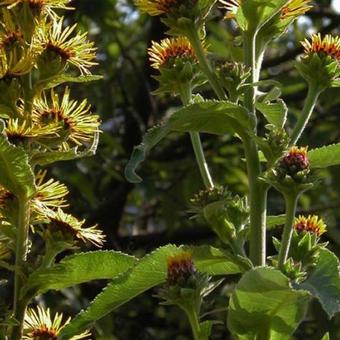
<box><xmin>0</xmin><ymin>1</ymin><xmax>340</xmax><ymax>339</ymax></box>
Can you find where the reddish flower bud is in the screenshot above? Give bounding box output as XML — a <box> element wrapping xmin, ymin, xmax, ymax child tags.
<box><xmin>279</xmin><ymin>146</ymin><xmax>309</xmax><ymax>176</ymax></box>
<box><xmin>294</xmin><ymin>215</ymin><xmax>327</xmax><ymax>237</ymax></box>
<box><xmin>167</xmin><ymin>252</ymin><xmax>196</xmax><ymax>286</ymax></box>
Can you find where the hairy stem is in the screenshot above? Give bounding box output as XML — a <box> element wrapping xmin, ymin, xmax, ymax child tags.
<box><xmin>10</xmin><ymin>196</ymin><xmax>30</xmax><ymax>340</ymax></box>
<box><xmin>243</xmin><ymin>32</ymin><xmax>267</xmax><ymax>266</ymax></box>
<box><xmin>278</xmin><ymin>194</ymin><xmax>298</xmax><ymax>270</ymax></box>
<box><xmin>290</xmin><ymin>85</ymin><xmax>321</xmax><ymax>146</ymax></box>
<box><xmin>179</xmin><ymin>84</ymin><xmax>214</xmax><ymax>188</ymax></box>
<box><xmin>186</xmin><ymin>29</ymin><xmax>226</xmax><ymax>100</ymax></box>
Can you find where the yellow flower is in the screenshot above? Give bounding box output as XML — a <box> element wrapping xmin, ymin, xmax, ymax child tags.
<box><xmin>301</xmin><ymin>34</ymin><xmax>340</xmax><ymax>61</ymax></box>
<box><xmin>0</xmin><ymin>48</ymin><xmax>34</xmax><ymax>79</ymax></box>
<box><xmin>149</xmin><ymin>37</ymin><xmax>197</xmax><ymax>69</ymax></box>
<box><xmin>31</xmin><ymin>170</ymin><xmax>69</xmax><ymax>222</ymax></box>
<box><xmin>23</xmin><ymin>305</ymin><xmax>91</xmax><ymax>340</ymax></box>
<box><xmin>0</xmin><ymin>9</ymin><xmax>24</xmax><ymax>49</ymax></box>
<box><xmin>35</xmin><ymin>17</ymin><xmax>97</xmax><ymax>74</ymax></box>
<box><xmin>47</xmin><ymin>208</ymin><xmax>105</xmax><ymax>247</ymax></box>
<box><xmin>32</xmin><ymin>88</ymin><xmax>100</xmax><ymax>146</ymax></box>
<box><xmin>0</xmin><ymin>0</ymin><xmax>73</xmax><ymax>17</ymax></box>
<box><xmin>294</xmin><ymin>215</ymin><xmax>327</xmax><ymax>236</ymax></box>
<box><xmin>167</xmin><ymin>251</ymin><xmax>196</xmax><ymax>285</ymax></box>
<box><xmin>5</xmin><ymin>118</ymin><xmax>59</xmax><ymax>144</ymax></box>
<box><xmin>281</xmin><ymin>0</ymin><xmax>312</xmax><ymax>20</ymax></box>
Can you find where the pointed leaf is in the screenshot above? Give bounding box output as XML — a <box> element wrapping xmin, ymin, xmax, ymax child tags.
<box><xmin>0</xmin><ymin>126</ymin><xmax>35</xmax><ymax>197</ymax></box>
<box><xmin>308</xmin><ymin>144</ymin><xmax>340</xmax><ymax>169</ymax></box>
<box><xmin>59</xmin><ymin>245</ymin><xmax>248</xmax><ymax>339</ymax></box>
<box><xmin>256</xmin><ymin>99</ymin><xmax>287</xmax><ymax>128</ymax></box>
<box><xmin>297</xmin><ymin>249</ymin><xmax>340</xmax><ymax>318</ymax></box>
<box><xmin>37</xmin><ymin>75</ymin><xmax>103</xmax><ymax>90</ymax></box>
<box><xmin>228</xmin><ymin>267</ymin><xmax>310</xmax><ymax>340</ymax></box>
<box><xmin>125</xmin><ymin>100</ymin><xmax>249</xmax><ymax>183</ymax></box>
<box><xmin>23</xmin><ymin>251</ymin><xmax>136</xmax><ymax>297</ymax></box>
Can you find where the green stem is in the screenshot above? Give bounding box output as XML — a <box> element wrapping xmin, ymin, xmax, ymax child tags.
<box><xmin>186</xmin><ymin>28</ymin><xmax>226</xmax><ymax>100</ymax></box>
<box><xmin>10</xmin><ymin>196</ymin><xmax>30</xmax><ymax>340</ymax></box>
<box><xmin>179</xmin><ymin>84</ymin><xmax>214</xmax><ymax>189</ymax></box>
<box><xmin>184</xmin><ymin>306</ymin><xmax>201</xmax><ymax>340</ymax></box>
<box><xmin>242</xmin><ymin>31</ymin><xmax>267</xmax><ymax>266</ymax></box>
<box><xmin>289</xmin><ymin>85</ymin><xmax>321</xmax><ymax>146</ymax></box>
<box><xmin>278</xmin><ymin>194</ymin><xmax>298</xmax><ymax>270</ymax></box>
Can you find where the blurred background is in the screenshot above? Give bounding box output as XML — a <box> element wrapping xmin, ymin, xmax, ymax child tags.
<box><xmin>45</xmin><ymin>0</ymin><xmax>340</xmax><ymax>338</ymax></box>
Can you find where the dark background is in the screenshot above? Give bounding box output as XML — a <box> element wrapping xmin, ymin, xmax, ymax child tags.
<box><xmin>45</xmin><ymin>0</ymin><xmax>340</xmax><ymax>338</ymax></box>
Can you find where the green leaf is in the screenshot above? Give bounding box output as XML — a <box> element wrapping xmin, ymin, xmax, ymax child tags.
<box><xmin>31</xmin><ymin>132</ymin><xmax>99</xmax><ymax>166</ymax></box>
<box><xmin>236</xmin><ymin>0</ymin><xmax>287</xmax><ymax>31</ymax></box>
<box><xmin>228</xmin><ymin>267</ymin><xmax>310</xmax><ymax>340</ymax></box>
<box><xmin>199</xmin><ymin>320</ymin><xmax>213</xmax><ymax>340</ymax></box>
<box><xmin>37</xmin><ymin>75</ymin><xmax>103</xmax><ymax>90</ymax></box>
<box><xmin>322</xmin><ymin>333</ymin><xmax>330</xmax><ymax>340</ymax></box>
<box><xmin>59</xmin><ymin>245</ymin><xmax>248</xmax><ymax>339</ymax></box>
<box><xmin>267</xmin><ymin>215</ymin><xmax>286</xmax><ymax>229</ymax></box>
<box><xmin>256</xmin><ymin>99</ymin><xmax>287</xmax><ymax>128</ymax></box>
<box><xmin>125</xmin><ymin>100</ymin><xmax>249</xmax><ymax>183</ymax></box>
<box><xmin>22</xmin><ymin>251</ymin><xmax>136</xmax><ymax>297</ymax></box>
<box><xmin>297</xmin><ymin>249</ymin><xmax>340</xmax><ymax>318</ymax></box>
<box><xmin>308</xmin><ymin>144</ymin><xmax>340</xmax><ymax>169</ymax></box>
<box><xmin>0</xmin><ymin>124</ymin><xmax>35</xmax><ymax>197</ymax></box>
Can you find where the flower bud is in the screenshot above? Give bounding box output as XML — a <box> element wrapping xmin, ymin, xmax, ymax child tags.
<box><xmin>296</xmin><ymin>34</ymin><xmax>340</xmax><ymax>90</ymax></box>
<box><xmin>278</xmin><ymin>146</ymin><xmax>309</xmax><ymax>179</ymax></box>
<box><xmin>167</xmin><ymin>252</ymin><xmax>196</xmax><ymax>287</ymax></box>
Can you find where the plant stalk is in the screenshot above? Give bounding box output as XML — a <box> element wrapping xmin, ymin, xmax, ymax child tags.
<box><xmin>186</xmin><ymin>28</ymin><xmax>226</xmax><ymax>100</ymax></box>
<box><xmin>179</xmin><ymin>84</ymin><xmax>214</xmax><ymax>189</ymax></box>
<box><xmin>242</xmin><ymin>31</ymin><xmax>267</xmax><ymax>266</ymax></box>
<box><xmin>184</xmin><ymin>306</ymin><xmax>201</xmax><ymax>340</ymax></box>
<box><xmin>10</xmin><ymin>196</ymin><xmax>30</xmax><ymax>340</ymax></box>
<box><xmin>289</xmin><ymin>85</ymin><xmax>321</xmax><ymax>146</ymax></box>
<box><xmin>278</xmin><ymin>194</ymin><xmax>298</xmax><ymax>270</ymax></box>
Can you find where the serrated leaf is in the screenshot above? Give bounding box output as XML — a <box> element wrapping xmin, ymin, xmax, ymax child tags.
<box><xmin>31</xmin><ymin>132</ymin><xmax>99</xmax><ymax>166</ymax></box>
<box><xmin>37</xmin><ymin>75</ymin><xmax>103</xmax><ymax>90</ymax></box>
<box><xmin>228</xmin><ymin>267</ymin><xmax>310</xmax><ymax>340</ymax></box>
<box><xmin>308</xmin><ymin>144</ymin><xmax>340</xmax><ymax>169</ymax></box>
<box><xmin>22</xmin><ymin>251</ymin><xmax>136</xmax><ymax>297</ymax></box>
<box><xmin>256</xmin><ymin>99</ymin><xmax>287</xmax><ymax>128</ymax></box>
<box><xmin>0</xmin><ymin>126</ymin><xmax>35</xmax><ymax>197</ymax></box>
<box><xmin>59</xmin><ymin>245</ymin><xmax>248</xmax><ymax>339</ymax></box>
<box><xmin>297</xmin><ymin>249</ymin><xmax>340</xmax><ymax>318</ymax></box>
<box><xmin>125</xmin><ymin>100</ymin><xmax>249</xmax><ymax>183</ymax></box>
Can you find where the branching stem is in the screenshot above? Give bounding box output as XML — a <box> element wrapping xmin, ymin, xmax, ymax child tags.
<box><xmin>290</xmin><ymin>85</ymin><xmax>321</xmax><ymax>146</ymax></box>
<box><xmin>278</xmin><ymin>194</ymin><xmax>298</xmax><ymax>270</ymax></box>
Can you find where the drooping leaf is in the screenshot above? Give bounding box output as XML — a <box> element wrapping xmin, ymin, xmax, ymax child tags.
<box><xmin>256</xmin><ymin>99</ymin><xmax>287</xmax><ymax>128</ymax></box>
<box><xmin>59</xmin><ymin>245</ymin><xmax>248</xmax><ymax>339</ymax></box>
<box><xmin>125</xmin><ymin>100</ymin><xmax>249</xmax><ymax>183</ymax></box>
<box><xmin>228</xmin><ymin>267</ymin><xmax>310</xmax><ymax>340</ymax></box>
<box><xmin>0</xmin><ymin>124</ymin><xmax>35</xmax><ymax>197</ymax></box>
<box><xmin>22</xmin><ymin>251</ymin><xmax>137</xmax><ymax>297</ymax></box>
<box><xmin>297</xmin><ymin>249</ymin><xmax>340</xmax><ymax>318</ymax></box>
<box><xmin>308</xmin><ymin>144</ymin><xmax>340</xmax><ymax>169</ymax></box>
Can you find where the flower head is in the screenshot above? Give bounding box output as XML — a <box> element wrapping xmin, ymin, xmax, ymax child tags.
<box><xmin>32</xmin><ymin>88</ymin><xmax>100</xmax><ymax>146</ymax></box>
<box><xmin>294</xmin><ymin>215</ymin><xmax>327</xmax><ymax>236</ymax></box>
<box><xmin>281</xmin><ymin>0</ymin><xmax>312</xmax><ymax>20</ymax></box>
<box><xmin>301</xmin><ymin>34</ymin><xmax>340</xmax><ymax>62</ymax></box>
<box><xmin>47</xmin><ymin>208</ymin><xmax>105</xmax><ymax>247</ymax></box>
<box><xmin>36</xmin><ymin>18</ymin><xmax>97</xmax><ymax>74</ymax></box>
<box><xmin>167</xmin><ymin>251</ymin><xmax>196</xmax><ymax>286</ymax></box>
<box><xmin>149</xmin><ymin>37</ymin><xmax>197</xmax><ymax>69</ymax></box>
<box><xmin>279</xmin><ymin>146</ymin><xmax>309</xmax><ymax>176</ymax></box>
<box><xmin>23</xmin><ymin>305</ymin><xmax>90</xmax><ymax>340</ymax></box>
<box><xmin>0</xmin><ymin>0</ymin><xmax>74</xmax><ymax>17</ymax></box>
